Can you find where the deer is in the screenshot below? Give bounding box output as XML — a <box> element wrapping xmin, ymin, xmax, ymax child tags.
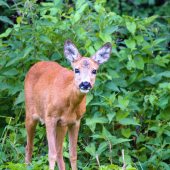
<box><xmin>24</xmin><ymin>39</ymin><xmax>111</xmax><ymax>170</ymax></box>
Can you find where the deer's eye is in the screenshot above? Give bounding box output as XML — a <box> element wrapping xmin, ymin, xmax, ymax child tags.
<box><xmin>92</xmin><ymin>70</ymin><xmax>96</xmax><ymax>74</ymax></box>
<box><xmin>75</xmin><ymin>68</ymin><xmax>80</xmax><ymax>73</ymax></box>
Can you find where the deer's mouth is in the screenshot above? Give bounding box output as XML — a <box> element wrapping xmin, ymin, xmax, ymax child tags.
<box><xmin>79</xmin><ymin>81</ymin><xmax>92</xmax><ymax>93</ymax></box>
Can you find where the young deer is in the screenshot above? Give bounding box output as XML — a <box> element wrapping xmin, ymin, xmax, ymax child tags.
<box><xmin>25</xmin><ymin>39</ymin><xmax>111</xmax><ymax>170</ymax></box>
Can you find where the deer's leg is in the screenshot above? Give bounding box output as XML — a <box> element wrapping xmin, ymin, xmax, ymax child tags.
<box><xmin>46</xmin><ymin>118</ymin><xmax>58</xmax><ymax>170</ymax></box>
<box><xmin>56</xmin><ymin>126</ymin><xmax>68</xmax><ymax>170</ymax></box>
<box><xmin>68</xmin><ymin>121</ymin><xmax>80</xmax><ymax>170</ymax></box>
<box><xmin>25</xmin><ymin>116</ymin><xmax>38</xmax><ymax>165</ymax></box>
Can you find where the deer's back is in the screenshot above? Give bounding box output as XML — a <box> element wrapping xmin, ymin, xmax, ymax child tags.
<box><xmin>25</xmin><ymin>61</ymin><xmax>75</xmax><ymax>120</ymax></box>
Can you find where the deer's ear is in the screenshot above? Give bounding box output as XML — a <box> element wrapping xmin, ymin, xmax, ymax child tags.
<box><xmin>64</xmin><ymin>39</ymin><xmax>81</xmax><ymax>62</ymax></box>
<box><xmin>91</xmin><ymin>42</ymin><xmax>112</xmax><ymax>65</ymax></box>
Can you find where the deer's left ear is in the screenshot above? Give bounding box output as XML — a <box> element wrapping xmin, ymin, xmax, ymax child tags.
<box><xmin>91</xmin><ymin>42</ymin><xmax>112</xmax><ymax>65</ymax></box>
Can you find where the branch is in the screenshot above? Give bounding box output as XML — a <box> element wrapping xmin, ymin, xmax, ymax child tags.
<box><xmin>128</xmin><ymin>0</ymin><xmax>138</xmax><ymax>8</ymax></box>
<box><xmin>14</xmin><ymin>1</ymin><xmax>22</xmax><ymax>17</ymax></box>
<box><xmin>122</xmin><ymin>149</ymin><xmax>126</xmax><ymax>170</ymax></box>
<box><xmin>108</xmin><ymin>139</ymin><xmax>113</xmax><ymax>164</ymax></box>
<box><xmin>96</xmin><ymin>154</ymin><xmax>100</xmax><ymax>168</ymax></box>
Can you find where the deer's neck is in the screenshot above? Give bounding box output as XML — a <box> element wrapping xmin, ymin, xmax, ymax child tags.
<box><xmin>67</xmin><ymin>81</ymin><xmax>86</xmax><ymax>107</ymax></box>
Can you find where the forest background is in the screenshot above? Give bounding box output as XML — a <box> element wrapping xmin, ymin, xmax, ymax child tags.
<box><xmin>0</xmin><ymin>0</ymin><xmax>170</xmax><ymax>169</ymax></box>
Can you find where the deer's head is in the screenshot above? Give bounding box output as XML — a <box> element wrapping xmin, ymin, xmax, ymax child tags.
<box><xmin>64</xmin><ymin>39</ymin><xmax>111</xmax><ymax>93</ymax></box>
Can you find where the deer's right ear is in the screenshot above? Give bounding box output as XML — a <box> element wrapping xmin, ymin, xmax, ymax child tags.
<box><xmin>64</xmin><ymin>39</ymin><xmax>81</xmax><ymax>62</ymax></box>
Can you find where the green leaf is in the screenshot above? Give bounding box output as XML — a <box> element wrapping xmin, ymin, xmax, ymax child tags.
<box><xmin>116</xmin><ymin>110</ymin><xmax>129</xmax><ymax>121</ymax></box>
<box><xmin>105</xmin><ymin>32</ymin><xmax>112</xmax><ymax>43</ymax></box>
<box><xmin>149</xmin><ymin>94</ymin><xmax>157</xmax><ymax>106</ymax></box>
<box><xmin>94</xmin><ymin>3</ymin><xmax>102</xmax><ymax>13</ymax></box>
<box><xmin>156</xmin><ymin>96</ymin><xmax>169</xmax><ymax>109</ymax></box>
<box><xmin>0</xmin><ymin>152</ymin><xmax>7</xmax><ymax>161</ymax></box>
<box><xmin>118</xmin><ymin>96</ymin><xmax>129</xmax><ymax>108</ymax></box>
<box><xmin>99</xmin><ymin>32</ymin><xmax>112</xmax><ymax>43</ymax></box>
<box><xmin>119</xmin><ymin>154</ymin><xmax>132</xmax><ymax>165</ymax></box>
<box><xmin>74</xmin><ymin>11</ymin><xmax>81</xmax><ymax>23</ymax></box>
<box><xmin>163</xmin><ymin>129</ymin><xmax>170</xmax><ymax>137</ymax></box>
<box><xmin>76</xmin><ymin>0</ymin><xmax>86</xmax><ymax>10</ymax></box>
<box><xmin>107</xmin><ymin>112</ymin><xmax>116</xmax><ymax>123</ymax></box>
<box><xmin>51</xmin><ymin>52</ymin><xmax>62</xmax><ymax>61</ymax></box>
<box><xmin>88</xmin><ymin>123</ymin><xmax>96</xmax><ymax>132</ymax></box>
<box><xmin>143</xmin><ymin>15</ymin><xmax>157</xmax><ymax>25</ymax></box>
<box><xmin>110</xmin><ymin>137</ymin><xmax>132</xmax><ymax>146</ymax></box>
<box><xmin>16</xmin><ymin>17</ymin><xmax>23</xmax><ymax>24</ymax></box>
<box><xmin>112</xmin><ymin>47</ymin><xmax>123</xmax><ymax>59</ymax></box>
<box><xmin>88</xmin><ymin>46</ymin><xmax>95</xmax><ymax>56</ymax></box>
<box><xmin>158</xmin><ymin>162</ymin><xmax>170</xmax><ymax>170</ymax></box>
<box><xmin>20</xmin><ymin>128</ymin><xmax>27</xmax><ymax>138</ymax></box>
<box><xmin>135</xmin><ymin>35</ymin><xmax>144</xmax><ymax>45</ymax></box>
<box><xmin>86</xmin><ymin>117</ymin><xmax>108</xmax><ymax>125</ymax></box>
<box><xmin>54</xmin><ymin>0</ymin><xmax>60</xmax><ymax>6</ymax></box>
<box><xmin>94</xmin><ymin>41</ymin><xmax>102</xmax><ymax>50</ymax></box>
<box><xmin>6</xmin><ymin>45</ymin><xmax>34</xmax><ymax>66</ymax></box>
<box><xmin>85</xmin><ymin>143</ymin><xmax>96</xmax><ymax>156</ymax></box>
<box><xmin>136</xmin><ymin>134</ymin><xmax>146</xmax><ymax>144</ymax></box>
<box><xmin>119</xmin><ymin>118</ymin><xmax>140</xmax><ymax>126</ymax></box>
<box><xmin>127</xmin><ymin>72</ymin><xmax>138</xmax><ymax>85</ymax></box>
<box><xmin>0</xmin><ymin>0</ymin><xmax>9</xmax><ymax>8</ymax></box>
<box><xmin>121</xmin><ymin>128</ymin><xmax>131</xmax><ymax>138</ymax></box>
<box><xmin>14</xmin><ymin>90</ymin><xmax>25</xmax><ymax>105</ymax></box>
<box><xmin>0</xmin><ymin>28</ymin><xmax>12</xmax><ymax>38</ymax></box>
<box><xmin>0</xmin><ymin>16</ymin><xmax>14</xmax><ymax>25</ymax></box>
<box><xmin>107</xmin><ymin>69</ymin><xmax>120</xmax><ymax>78</ymax></box>
<box><xmin>105</xmin><ymin>81</ymin><xmax>120</xmax><ymax>92</ymax></box>
<box><xmin>96</xmin><ymin>142</ymin><xmax>108</xmax><ymax>156</ymax></box>
<box><xmin>103</xmin><ymin>25</ymin><xmax>119</xmax><ymax>34</ymax></box>
<box><xmin>77</xmin><ymin>2</ymin><xmax>88</xmax><ymax>13</ymax></box>
<box><xmin>126</xmin><ymin>22</ymin><xmax>136</xmax><ymax>34</ymax></box>
<box><xmin>86</xmin><ymin>92</ymin><xmax>93</xmax><ymax>106</ymax></box>
<box><xmin>39</xmin><ymin>35</ymin><xmax>51</xmax><ymax>43</ymax></box>
<box><xmin>153</xmin><ymin>38</ymin><xmax>166</xmax><ymax>46</ymax></box>
<box><xmin>125</xmin><ymin>37</ymin><xmax>136</xmax><ymax>51</ymax></box>
<box><xmin>161</xmin><ymin>106</ymin><xmax>170</xmax><ymax>120</ymax></box>
<box><xmin>3</xmin><ymin>69</ymin><xmax>19</xmax><ymax>76</ymax></box>
<box><xmin>140</xmin><ymin>76</ymin><xmax>160</xmax><ymax>85</ymax></box>
<box><xmin>148</xmin><ymin>126</ymin><xmax>159</xmax><ymax>132</ymax></box>
<box><xmin>102</xmin><ymin>126</ymin><xmax>112</xmax><ymax>138</ymax></box>
<box><xmin>158</xmin><ymin>71</ymin><xmax>170</xmax><ymax>78</ymax></box>
<box><xmin>0</xmin><ymin>82</ymin><xmax>11</xmax><ymax>91</ymax></box>
<box><xmin>127</xmin><ymin>60</ymin><xmax>136</xmax><ymax>70</ymax></box>
<box><xmin>134</xmin><ymin>56</ymin><xmax>144</xmax><ymax>70</ymax></box>
<box><xmin>74</xmin><ymin>3</ymin><xmax>88</xmax><ymax>23</ymax></box>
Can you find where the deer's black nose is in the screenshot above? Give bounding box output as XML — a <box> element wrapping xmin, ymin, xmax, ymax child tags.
<box><xmin>79</xmin><ymin>81</ymin><xmax>92</xmax><ymax>90</ymax></box>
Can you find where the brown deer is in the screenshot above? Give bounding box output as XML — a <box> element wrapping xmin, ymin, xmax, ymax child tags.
<box><xmin>24</xmin><ymin>39</ymin><xmax>111</xmax><ymax>170</ymax></box>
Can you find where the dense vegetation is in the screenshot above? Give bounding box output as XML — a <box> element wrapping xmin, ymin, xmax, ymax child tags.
<box><xmin>0</xmin><ymin>0</ymin><xmax>170</xmax><ymax>169</ymax></box>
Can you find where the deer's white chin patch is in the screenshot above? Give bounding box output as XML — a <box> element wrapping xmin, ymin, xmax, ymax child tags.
<box><xmin>80</xmin><ymin>89</ymin><xmax>90</xmax><ymax>93</ymax></box>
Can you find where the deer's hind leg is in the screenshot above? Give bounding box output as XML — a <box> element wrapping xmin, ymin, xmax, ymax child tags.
<box><xmin>25</xmin><ymin>108</ymin><xmax>38</xmax><ymax>165</ymax></box>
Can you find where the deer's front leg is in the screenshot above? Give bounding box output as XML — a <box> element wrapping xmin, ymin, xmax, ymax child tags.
<box><xmin>68</xmin><ymin>120</ymin><xmax>80</xmax><ymax>170</ymax></box>
<box><xmin>46</xmin><ymin>118</ymin><xmax>57</xmax><ymax>170</ymax></box>
<box><xmin>56</xmin><ymin>126</ymin><xmax>68</xmax><ymax>170</ymax></box>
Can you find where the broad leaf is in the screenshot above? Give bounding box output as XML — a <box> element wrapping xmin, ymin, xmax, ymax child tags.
<box><xmin>0</xmin><ymin>16</ymin><xmax>14</xmax><ymax>25</ymax></box>
<box><xmin>126</xmin><ymin>22</ymin><xmax>136</xmax><ymax>34</ymax></box>
<box><xmin>119</xmin><ymin>118</ymin><xmax>140</xmax><ymax>126</ymax></box>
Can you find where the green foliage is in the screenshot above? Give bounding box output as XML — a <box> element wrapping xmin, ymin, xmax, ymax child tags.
<box><xmin>0</xmin><ymin>0</ymin><xmax>170</xmax><ymax>169</ymax></box>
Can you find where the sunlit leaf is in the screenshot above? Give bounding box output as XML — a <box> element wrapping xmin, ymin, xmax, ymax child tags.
<box><xmin>126</xmin><ymin>22</ymin><xmax>136</xmax><ymax>34</ymax></box>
